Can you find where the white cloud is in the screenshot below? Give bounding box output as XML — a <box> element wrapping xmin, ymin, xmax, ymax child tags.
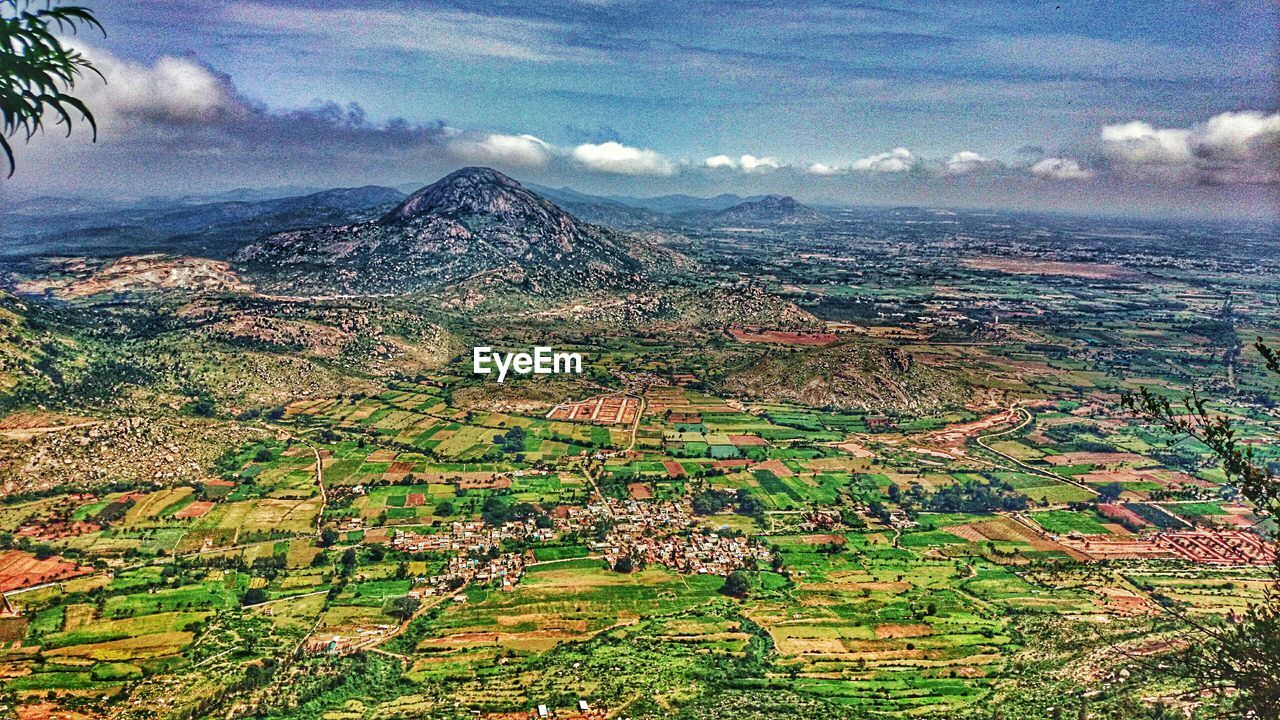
<box><xmin>804</xmin><ymin>162</ymin><xmax>841</xmax><ymax>176</ymax></box>
<box><xmin>739</xmin><ymin>154</ymin><xmax>782</xmax><ymax>172</ymax></box>
<box><xmin>1030</xmin><ymin>157</ymin><xmax>1093</xmax><ymax>180</ymax></box>
<box><xmin>851</xmin><ymin>147</ymin><xmax>915</xmax><ymax>173</ymax></box>
<box><xmin>571</xmin><ymin>141</ymin><xmax>678</xmax><ymax>176</ymax></box>
<box><xmin>942</xmin><ymin>150</ymin><xmax>998</xmax><ymax>175</ymax></box>
<box><xmin>1101</xmin><ymin>111</ymin><xmax>1280</xmax><ymax>183</ymax></box>
<box><xmin>1100</xmin><ymin>120</ymin><xmax>1194</xmax><ymax>166</ymax></box>
<box><xmin>69</xmin><ymin>43</ymin><xmax>244</xmax><ymax>127</ymax></box>
<box><xmin>703</xmin><ymin>153</ymin><xmax>782</xmax><ymax>172</ymax></box>
<box><xmin>447</xmin><ymin>133</ymin><xmax>552</xmax><ymax>167</ymax></box>
<box><xmin>226</xmin><ymin>3</ymin><xmax>589</xmax><ymax>63</ymax></box>
<box><xmin>1199</xmin><ymin>111</ymin><xmax>1280</xmax><ymax>155</ymax></box>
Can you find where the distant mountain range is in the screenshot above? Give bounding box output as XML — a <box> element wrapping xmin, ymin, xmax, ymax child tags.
<box><xmin>0</xmin><ymin>172</ymin><xmax>844</xmax><ymax>265</ymax></box>
<box><xmin>530</xmin><ymin>185</ymin><xmax>827</xmax><ymax>229</ymax></box>
<box><xmin>0</xmin><ymin>186</ymin><xmax>405</xmax><ymax>259</ymax></box>
<box><xmin>235</xmin><ymin>167</ymin><xmax>684</xmax><ymax>295</ymax></box>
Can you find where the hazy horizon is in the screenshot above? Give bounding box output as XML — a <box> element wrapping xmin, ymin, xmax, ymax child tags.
<box><xmin>3</xmin><ymin>1</ymin><xmax>1278</xmax><ymax>221</ymax></box>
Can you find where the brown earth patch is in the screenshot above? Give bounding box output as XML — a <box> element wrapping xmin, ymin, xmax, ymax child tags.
<box><xmin>874</xmin><ymin>623</ymin><xmax>933</xmax><ymax>639</ymax></box>
<box><xmin>0</xmin><ymin>550</ymin><xmax>89</xmax><ymax>593</ymax></box>
<box><xmin>627</xmin><ymin>483</ymin><xmax>654</xmax><ymax>499</ymax></box>
<box><xmin>963</xmin><ymin>257</ymin><xmax>1143</xmax><ymax>280</ymax></box>
<box><xmin>174</xmin><ymin>501</ymin><xmax>214</xmax><ymax>519</ymax></box>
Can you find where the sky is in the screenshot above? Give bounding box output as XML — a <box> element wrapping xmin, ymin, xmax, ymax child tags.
<box><xmin>6</xmin><ymin>0</ymin><xmax>1280</xmax><ymax>218</ymax></box>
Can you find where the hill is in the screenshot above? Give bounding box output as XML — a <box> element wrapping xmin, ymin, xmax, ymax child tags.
<box><xmin>695</xmin><ymin>195</ymin><xmax>829</xmax><ymax>226</ymax></box>
<box><xmin>0</xmin><ymin>186</ymin><xmax>406</xmax><ymax>259</ymax></box>
<box><xmin>529</xmin><ymin>184</ymin><xmax>671</xmax><ymax>231</ymax></box>
<box><xmin>719</xmin><ymin>342</ymin><xmax>966</xmax><ymax>414</ymax></box>
<box><xmin>235</xmin><ymin>167</ymin><xmax>684</xmax><ymax>295</ymax></box>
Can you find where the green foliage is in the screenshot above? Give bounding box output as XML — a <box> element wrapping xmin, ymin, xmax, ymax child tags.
<box><xmin>382</xmin><ymin>594</ymin><xmax>420</xmax><ymax>620</ymax></box>
<box><xmin>720</xmin><ymin>571</ymin><xmax>749</xmax><ymax>598</ymax></box>
<box><xmin>1125</xmin><ymin>341</ymin><xmax>1280</xmax><ymax>717</ymax></box>
<box><xmin>1</xmin><ymin>0</ymin><xmax>103</xmax><ymax>175</ymax></box>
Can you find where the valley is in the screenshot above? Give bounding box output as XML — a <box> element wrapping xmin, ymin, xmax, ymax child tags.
<box><xmin>0</xmin><ymin>169</ymin><xmax>1276</xmax><ymax>720</ymax></box>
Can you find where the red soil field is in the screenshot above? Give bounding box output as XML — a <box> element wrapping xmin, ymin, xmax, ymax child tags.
<box><xmin>728</xmin><ymin>434</ymin><xmax>768</xmax><ymax>447</ymax></box>
<box><xmin>547</xmin><ymin>395</ymin><xmax>639</xmax><ymax>425</ymax></box>
<box><xmin>729</xmin><ymin>327</ymin><xmax>838</xmax><ymax>346</ymax></box>
<box><xmin>663</xmin><ymin>461</ymin><xmax>687</xmax><ymax>478</ymax></box>
<box><xmin>175</xmin><ymin>501</ymin><xmax>215</xmax><ymax>519</ymax></box>
<box><xmin>628</xmin><ymin>482</ymin><xmax>654</xmax><ymax>499</ymax></box>
<box><xmin>753</xmin><ymin>459</ymin><xmax>793</xmax><ymax>477</ymax></box>
<box><xmin>1099</xmin><ymin>503</ymin><xmax>1149</xmax><ymax>528</ymax></box>
<box><xmin>406</xmin><ymin>493</ymin><xmax>426</xmax><ymax>507</ymax></box>
<box><xmin>1156</xmin><ymin>530</ymin><xmax>1275</xmax><ymax>566</ymax></box>
<box><xmin>0</xmin><ymin>550</ymin><xmax>89</xmax><ymax>593</ymax></box>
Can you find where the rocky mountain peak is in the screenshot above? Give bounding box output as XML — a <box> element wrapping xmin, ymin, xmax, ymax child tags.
<box><xmin>381</xmin><ymin>167</ymin><xmax>578</xmax><ymax>230</ymax></box>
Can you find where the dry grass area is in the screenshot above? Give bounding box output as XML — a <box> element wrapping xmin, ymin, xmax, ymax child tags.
<box><xmin>962</xmin><ymin>257</ymin><xmax>1143</xmax><ymax>280</ymax></box>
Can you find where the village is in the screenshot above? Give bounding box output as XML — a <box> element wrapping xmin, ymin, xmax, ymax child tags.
<box><xmin>388</xmin><ymin>494</ymin><xmax>772</xmax><ymax>597</ymax></box>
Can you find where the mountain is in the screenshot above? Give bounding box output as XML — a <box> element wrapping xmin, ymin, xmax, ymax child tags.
<box><xmin>529</xmin><ymin>184</ymin><xmax>671</xmax><ymax>231</ymax></box>
<box><xmin>694</xmin><ymin>195</ymin><xmax>829</xmax><ymax>226</ymax></box>
<box><xmin>610</xmin><ymin>192</ymin><xmax>763</xmax><ymax>214</ymax></box>
<box><xmin>0</xmin><ymin>186</ymin><xmax>406</xmax><ymax>259</ymax></box>
<box><xmin>234</xmin><ymin>167</ymin><xmax>683</xmax><ymax>295</ymax></box>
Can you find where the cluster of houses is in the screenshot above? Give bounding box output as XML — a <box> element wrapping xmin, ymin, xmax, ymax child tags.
<box><xmin>609</xmin><ymin>528</ymin><xmax>767</xmax><ymax>576</ymax></box>
<box><xmin>390</xmin><ymin>518</ymin><xmax>555</xmax><ymax>554</ymax></box>
<box><xmin>427</xmin><ymin>552</ymin><xmax>527</xmax><ymax>593</ymax></box>
<box><xmin>585</xmin><ymin>497</ymin><xmax>771</xmax><ymax>576</ymax></box>
<box><xmin>383</xmin><ymin>493</ymin><xmax>771</xmax><ymax>597</ymax></box>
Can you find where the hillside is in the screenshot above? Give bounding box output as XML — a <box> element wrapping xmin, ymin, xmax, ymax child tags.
<box><xmin>235</xmin><ymin>167</ymin><xmax>685</xmax><ymax>295</ymax></box>
<box><xmin>695</xmin><ymin>195</ymin><xmax>829</xmax><ymax>226</ymax></box>
<box><xmin>720</xmin><ymin>342</ymin><xmax>967</xmax><ymax>414</ymax></box>
<box><xmin>0</xmin><ymin>186</ymin><xmax>405</xmax><ymax>259</ymax></box>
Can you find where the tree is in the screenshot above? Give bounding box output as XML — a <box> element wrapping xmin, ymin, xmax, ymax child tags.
<box><xmin>720</xmin><ymin>571</ymin><xmax>749</xmax><ymax>599</ymax></box>
<box><xmin>339</xmin><ymin>547</ymin><xmax>357</xmax><ymax>573</ymax></box>
<box><xmin>319</xmin><ymin>529</ymin><xmax>339</xmax><ymax>547</ymax></box>
<box><xmin>1</xmin><ymin>0</ymin><xmax>103</xmax><ymax>176</ymax></box>
<box><xmin>385</xmin><ymin>595</ymin><xmax>420</xmax><ymax>621</ymax></box>
<box><xmin>1097</xmin><ymin>482</ymin><xmax>1125</xmax><ymax>503</ymax></box>
<box><xmin>1124</xmin><ymin>339</ymin><xmax>1280</xmax><ymax>716</ymax></box>
<box><xmin>241</xmin><ymin>588</ymin><xmax>267</xmax><ymax>606</ymax></box>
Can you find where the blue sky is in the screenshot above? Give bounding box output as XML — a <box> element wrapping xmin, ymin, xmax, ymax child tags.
<box><xmin>10</xmin><ymin>0</ymin><xmax>1280</xmax><ymax>217</ymax></box>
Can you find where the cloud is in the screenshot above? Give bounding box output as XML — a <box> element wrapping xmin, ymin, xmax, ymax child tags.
<box><xmin>702</xmin><ymin>153</ymin><xmax>783</xmax><ymax>172</ymax></box>
<box><xmin>67</xmin><ymin>42</ymin><xmax>244</xmax><ymax>127</ymax></box>
<box><xmin>446</xmin><ymin>133</ymin><xmax>553</xmax><ymax>167</ymax></box>
<box><xmin>225</xmin><ymin>3</ymin><xmax>590</xmax><ymax>63</ymax></box>
<box><xmin>739</xmin><ymin>154</ymin><xmax>782</xmax><ymax>172</ymax></box>
<box><xmin>804</xmin><ymin>162</ymin><xmax>841</xmax><ymax>176</ymax></box>
<box><xmin>1030</xmin><ymin>157</ymin><xmax>1093</xmax><ymax>180</ymax></box>
<box><xmin>1101</xmin><ymin>111</ymin><xmax>1280</xmax><ymax>183</ymax></box>
<box><xmin>572</xmin><ymin>141</ymin><xmax>678</xmax><ymax>176</ymax></box>
<box><xmin>704</xmin><ymin>154</ymin><xmax>738</xmax><ymax>169</ymax></box>
<box><xmin>942</xmin><ymin>151</ymin><xmax>999</xmax><ymax>176</ymax></box>
<box><xmin>851</xmin><ymin>147</ymin><xmax>915</xmax><ymax>173</ymax></box>
<box><xmin>1101</xmin><ymin>121</ymin><xmax>1194</xmax><ymax>166</ymax></box>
